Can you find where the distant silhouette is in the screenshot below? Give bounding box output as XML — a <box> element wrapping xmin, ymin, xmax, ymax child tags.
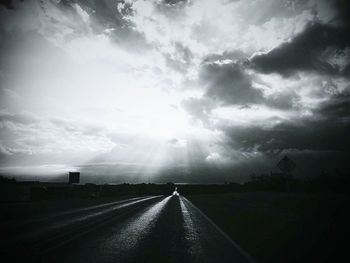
<box><xmin>277</xmin><ymin>155</ymin><xmax>296</xmax><ymax>177</ymax></box>
<box><xmin>69</xmin><ymin>172</ymin><xmax>80</xmax><ymax>184</ymax></box>
<box><xmin>277</xmin><ymin>156</ymin><xmax>297</xmax><ymax>192</ymax></box>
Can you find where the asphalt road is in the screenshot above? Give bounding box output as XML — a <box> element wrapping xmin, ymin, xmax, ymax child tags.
<box><xmin>2</xmin><ymin>195</ymin><xmax>256</xmax><ymax>263</ymax></box>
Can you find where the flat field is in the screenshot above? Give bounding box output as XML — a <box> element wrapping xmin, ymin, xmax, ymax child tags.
<box><xmin>187</xmin><ymin>192</ymin><xmax>350</xmax><ymax>263</ymax></box>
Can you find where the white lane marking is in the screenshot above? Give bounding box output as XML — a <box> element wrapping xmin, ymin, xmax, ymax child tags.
<box><xmin>104</xmin><ymin>196</ymin><xmax>172</xmax><ymax>255</ymax></box>
<box><xmin>182</xmin><ymin>197</ymin><xmax>258</xmax><ymax>263</ymax></box>
<box><xmin>51</xmin><ymin>196</ymin><xmax>162</xmax><ymax>228</ymax></box>
<box><xmin>17</xmin><ymin>196</ymin><xmax>165</xmax><ymax>254</ymax></box>
<box><xmin>13</xmin><ymin>196</ymin><xmax>162</xmax><ymax>241</ymax></box>
<box><xmin>54</xmin><ymin>196</ymin><xmax>146</xmax><ymax>216</ymax></box>
<box><xmin>179</xmin><ymin>197</ymin><xmax>205</xmax><ymax>260</ymax></box>
<box><xmin>7</xmin><ymin>196</ymin><xmax>151</xmax><ymax>229</ymax></box>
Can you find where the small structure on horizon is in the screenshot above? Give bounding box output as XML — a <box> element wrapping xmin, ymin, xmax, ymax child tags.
<box><xmin>277</xmin><ymin>156</ymin><xmax>296</xmax><ymax>177</ymax></box>
<box><xmin>68</xmin><ymin>172</ymin><xmax>80</xmax><ymax>184</ymax></box>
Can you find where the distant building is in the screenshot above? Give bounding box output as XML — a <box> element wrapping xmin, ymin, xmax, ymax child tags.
<box><xmin>69</xmin><ymin>172</ymin><xmax>80</xmax><ymax>184</ymax></box>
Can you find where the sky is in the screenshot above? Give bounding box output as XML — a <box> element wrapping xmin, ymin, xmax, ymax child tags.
<box><xmin>0</xmin><ymin>0</ymin><xmax>349</xmax><ymax>183</ymax></box>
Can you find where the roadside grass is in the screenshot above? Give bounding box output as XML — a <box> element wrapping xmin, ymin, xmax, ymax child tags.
<box><xmin>187</xmin><ymin>192</ymin><xmax>349</xmax><ymax>263</ymax></box>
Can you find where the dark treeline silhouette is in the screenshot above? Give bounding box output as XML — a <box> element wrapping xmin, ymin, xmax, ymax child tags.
<box><xmin>0</xmin><ymin>175</ymin><xmax>16</xmax><ymax>183</ymax></box>
<box><xmin>241</xmin><ymin>169</ymin><xmax>350</xmax><ymax>193</ymax></box>
<box><xmin>0</xmin><ymin>170</ymin><xmax>349</xmax><ymax>202</ymax></box>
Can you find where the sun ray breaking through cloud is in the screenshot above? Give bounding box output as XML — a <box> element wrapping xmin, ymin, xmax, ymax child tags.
<box><xmin>1</xmin><ymin>0</ymin><xmax>350</xmax><ymax>183</ymax></box>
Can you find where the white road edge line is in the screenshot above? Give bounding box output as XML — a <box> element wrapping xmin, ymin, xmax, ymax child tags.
<box><xmin>182</xmin><ymin>196</ymin><xmax>258</xmax><ymax>263</ymax></box>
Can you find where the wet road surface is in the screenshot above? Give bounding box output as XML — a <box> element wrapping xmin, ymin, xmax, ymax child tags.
<box><xmin>2</xmin><ymin>195</ymin><xmax>256</xmax><ymax>263</ymax></box>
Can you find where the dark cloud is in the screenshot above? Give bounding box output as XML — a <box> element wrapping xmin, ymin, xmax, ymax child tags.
<box><xmin>222</xmin><ymin>94</ymin><xmax>350</xmax><ymax>153</ymax></box>
<box><xmin>162</xmin><ymin>0</ymin><xmax>188</xmax><ymax>5</ymax></box>
<box><xmin>165</xmin><ymin>42</ymin><xmax>193</xmax><ymax>73</ymax></box>
<box><xmin>316</xmin><ymin>93</ymin><xmax>350</xmax><ymax>119</ymax></box>
<box><xmin>200</xmin><ymin>62</ymin><xmax>264</xmax><ymax>105</ymax></box>
<box><xmin>202</xmin><ymin>50</ymin><xmax>248</xmax><ymax>64</ymax></box>
<box><xmin>0</xmin><ymin>0</ymin><xmax>21</xmax><ymax>10</ymax></box>
<box><xmin>70</xmin><ymin>0</ymin><xmax>127</xmax><ymax>28</ymax></box>
<box><xmin>174</xmin><ymin>42</ymin><xmax>193</xmax><ymax>64</ymax></box>
<box><xmin>12</xmin><ymin>0</ymin><xmax>149</xmax><ymax>52</ymax></box>
<box><xmin>331</xmin><ymin>0</ymin><xmax>350</xmax><ymax>27</ymax></box>
<box><xmin>157</xmin><ymin>0</ymin><xmax>189</xmax><ymax>10</ymax></box>
<box><xmin>224</xmin><ymin>119</ymin><xmax>350</xmax><ymax>153</ymax></box>
<box><xmin>265</xmin><ymin>90</ymin><xmax>301</xmax><ymax>110</ymax></box>
<box><xmin>181</xmin><ymin>97</ymin><xmax>215</xmax><ymax>125</ymax></box>
<box><xmin>251</xmin><ymin>22</ymin><xmax>350</xmax><ymax>77</ymax></box>
<box><xmin>155</xmin><ymin>0</ymin><xmax>189</xmax><ymax>18</ymax></box>
<box><xmin>0</xmin><ymin>0</ymin><xmax>150</xmax><ymax>52</ymax></box>
<box><xmin>71</xmin><ymin>0</ymin><xmax>150</xmax><ymax>51</ymax></box>
<box><xmin>197</xmin><ymin>59</ymin><xmax>301</xmax><ymax>110</ymax></box>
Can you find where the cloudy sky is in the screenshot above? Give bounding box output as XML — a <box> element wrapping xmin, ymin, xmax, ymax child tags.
<box><xmin>0</xmin><ymin>0</ymin><xmax>349</xmax><ymax>183</ymax></box>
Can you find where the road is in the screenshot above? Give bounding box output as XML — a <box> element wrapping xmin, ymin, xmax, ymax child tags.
<box><xmin>2</xmin><ymin>195</ymin><xmax>256</xmax><ymax>263</ymax></box>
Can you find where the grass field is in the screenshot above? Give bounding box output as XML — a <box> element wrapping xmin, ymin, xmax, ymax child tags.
<box><xmin>187</xmin><ymin>192</ymin><xmax>350</xmax><ymax>263</ymax></box>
